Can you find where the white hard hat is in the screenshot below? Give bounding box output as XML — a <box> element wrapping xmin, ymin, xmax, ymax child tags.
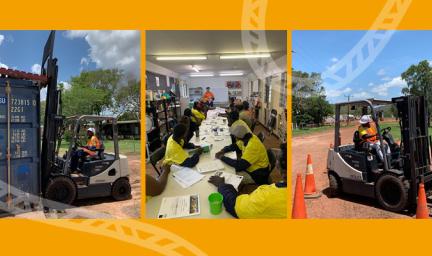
<box><xmin>359</xmin><ymin>115</ymin><xmax>371</xmax><ymax>124</ymax></box>
<box><xmin>87</xmin><ymin>127</ymin><xmax>96</xmax><ymax>134</ymax></box>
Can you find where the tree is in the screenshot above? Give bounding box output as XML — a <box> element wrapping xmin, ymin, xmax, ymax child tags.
<box><xmin>292</xmin><ymin>70</ymin><xmax>331</xmax><ymax>127</ymax></box>
<box><xmin>114</xmin><ymin>79</ymin><xmax>141</xmax><ymax>120</ymax></box>
<box><xmin>69</xmin><ymin>69</ymin><xmax>123</xmax><ymax>114</ymax></box>
<box><xmin>401</xmin><ymin>60</ymin><xmax>432</xmax><ymax>125</ymax></box>
<box><xmin>62</xmin><ymin>84</ymin><xmax>108</xmax><ymax>117</ymax></box>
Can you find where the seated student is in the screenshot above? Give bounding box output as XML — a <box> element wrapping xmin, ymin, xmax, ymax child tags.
<box><xmin>163</xmin><ymin>124</ymin><xmax>203</xmax><ymax>168</ymax></box>
<box><xmin>146</xmin><ymin>164</ymin><xmax>170</xmax><ymax>197</ymax></box>
<box><xmin>227</xmin><ymin>111</ymin><xmax>251</xmax><ymax>148</ymax></box>
<box><xmin>215</xmin><ymin>124</ymin><xmax>270</xmax><ymax>185</ymax></box>
<box><xmin>239</xmin><ymin>101</ymin><xmax>253</xmax><ymax>129</ymax></box>
<box><xmin>181</xmin><ymin>109</ymin><xmax>198</xmax><ymax>146</ymax></box>
<box><xmin>191</xmin><ymin>101</ymin><xmax>206</xmax><ymax>126</ymax></box>
<box><xmin>209</xmin><ymin>143</ymin><xmax>287</xmax><ymax>219</ymax></box>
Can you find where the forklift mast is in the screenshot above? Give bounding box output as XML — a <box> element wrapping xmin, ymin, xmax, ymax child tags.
<box><xmin>40</xmin><ymin>31</ymin><xmax>63</xmax><ymax>191</ymax></box>
<box><xmin>392</xmin><ymin>96</ymin><xmax>432</xmax><ymax>201</ymax></box>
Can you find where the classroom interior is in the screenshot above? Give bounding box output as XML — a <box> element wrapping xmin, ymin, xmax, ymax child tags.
<box><xmin>145</xmin><ymin>30</ymin><xmax>287</xmax><ymax>217</ymax></box>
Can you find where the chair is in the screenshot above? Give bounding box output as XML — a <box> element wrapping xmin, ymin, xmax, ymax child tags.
<box><xmin>267</xmin><ymin>149</ymin><xmax>277</xmax><ymax>184</ymax></box>
<box><xmin>258</xmin><ymin>132</ymin><xmax>265</xmax><ymax>143</ymax></box>
<box><xmin>150</xmin><ymin>146</ymin><xmax>166</xmax><ymax>176</ymax></box>
<box><xmin>251</xmin><ymin>120</ymin><xmax>257</xmax><ymax>132</ymax></box>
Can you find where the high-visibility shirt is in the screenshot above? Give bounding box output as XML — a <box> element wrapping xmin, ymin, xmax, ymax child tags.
<box><xmin>163</xmin><ymin>136</ymin><xmax>189</xmax><ymax>166</ymax></box>
<box><xmin>235</xmin><ymin>183</ymin><xmax>287</xmax><ymax>219</ymax></box>
<box><xmin>358</xmin><ymin>123</ymin><xmax>378</xmax><ymax>142</ymax></box>
<box><xmin>83</xmin><ymin>136</ymin><xmax>101</xmax><ymax>156</ymax></box>
<box><xmin>191</xmin><ymin>108</ymin><xmax>205</xmax><ymax>124</ymax></box>
<box><xmin>203</xmin><ymin>91</ymin><xmax>214</xmax><ymax>101</ymax></box>
<box><xmin>236</xmin><ymin>134</ymin><xmax>269</xmax><ymax>173</ymax></box>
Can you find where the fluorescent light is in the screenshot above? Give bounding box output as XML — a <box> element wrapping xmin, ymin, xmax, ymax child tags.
<box><xmin>220</xmin><ymin>72</ymin><xmax>244</xmax><ymax>76</ymax></box>
<box><xmin>156</xmin><ymin>56</ymin><xmax>207</xmax><ymax>61</ymax></box>
<box><xmin>190</xmin><ymin>73</ymin><xmax>214</xmax><ymax>77</ymax></box>
<box><xmin>220</xmin><ymin>53</ymin><xmax>271</xmax><ymax>59</ymax></box>
<box><xmin>192</xmin><ymin>65</ymin><xmax>200</xmax><ymax>72</ymax></box>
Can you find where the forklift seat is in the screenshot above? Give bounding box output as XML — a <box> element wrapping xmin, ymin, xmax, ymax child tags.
<box><xmin>353</xmin><ymin>131</ymin><xmax>363</xmax><ymax>151</ymax></box>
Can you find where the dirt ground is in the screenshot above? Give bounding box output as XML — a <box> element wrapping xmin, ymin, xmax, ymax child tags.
<box><xmin>73</xmin><ymin>153</ymin><xmax>141</xmax><ymax>218</ymax></box>
<box><xmin>292</xmin><ymin>126</ymin><xmax>411</xmax><ymax>219</ymax></box>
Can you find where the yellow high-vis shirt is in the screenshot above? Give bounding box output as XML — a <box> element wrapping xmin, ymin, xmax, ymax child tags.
<box><xmin>163</xmin><ymin>136</ymin><xmax>189</xmax><ymax>166</ymax></box>
<box><xmin>236</xmin><ymin>134</ymin><xmax>269</xmax><ymax>173</ymax></box>
<box><xmin>191</xmin><ymin>108</ymin><xmax>205</xmax><ymax>124</ymax></box>
<box><xmin>235</xmin><ymin>183</ymin><xmax>287</xmax><ymax>219</ymax></box>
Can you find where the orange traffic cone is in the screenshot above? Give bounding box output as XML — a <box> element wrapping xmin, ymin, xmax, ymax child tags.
<box><xmin>292</xmin><ymin>173</ymin><xmax>307</xmax><ymax>219</ymax></box>
<box><xmin>416</xmin><ymin>182</ymin><xmax>429</xmax><ymax>219</ymax></box>
<box><xmin>304</xmin><ymin>154</ymin><xmax>322</xmax><ymax>199</ymax></box>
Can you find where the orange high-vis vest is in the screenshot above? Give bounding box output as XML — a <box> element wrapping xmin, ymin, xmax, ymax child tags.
<box><xmin>358</xmin><ymin>123</ymin><xmax>378</xmax><ymax>142</ymax></box>
<box><xmin>83</xmin><ymin>136</ymin><xmax>101</xmax><ymax>156</ymax></box>
<box><xmin>203</xmin><ymin>91</ymin><xmax>214</xmax><ymax>101</ymax></box>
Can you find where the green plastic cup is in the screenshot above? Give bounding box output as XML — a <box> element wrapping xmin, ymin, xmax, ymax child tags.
<box><xmin>208</xmin><ymin>192</ymin><xmax>224</xmax><ymax>215</ymax></box>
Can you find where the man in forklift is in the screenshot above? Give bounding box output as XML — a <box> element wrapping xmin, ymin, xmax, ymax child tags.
<box><xmin>70</xmin><ymin>127</ymin><xmax>102</xmax><ymax>172</ymax></box>
<box><xmin>358</xmin><ymin>115</ymin><xmax>390</xmax><ymax>162</ymax></box>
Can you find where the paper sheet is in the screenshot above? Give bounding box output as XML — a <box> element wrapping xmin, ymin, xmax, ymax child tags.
<box><xmin>196</xmin><ymin>160</ymin><xmax>225</xmax><ymax>173</ymax></box>
<box><xmin>157</xmin><ymin>194</ymin><xmax>200</xmax><ymax>219</ymax></box>
<box><xmin>213</xmin><ymin>171</ymin><xmax>244</xmax><ymax>190</ymax></box>
<box><xmin>171</xmin><ymin>165</ymin><xmax>205</xmax><ymax>188</ymax></box>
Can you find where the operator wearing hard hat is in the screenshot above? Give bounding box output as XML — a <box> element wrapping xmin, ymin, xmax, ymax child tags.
<box><xmin>70</xmin><ymin>127</ymin><xmax>101</xmax><ymax>172</ymax></box>
<box><xmin>358</xmin><ymin>115</ymin><xmax>390</xmax><ymax>162</ymax></box>
<box><xmin>215</xmin><ymin>123</ymin><xmax>270</xmax><ymax>185</ymax></box>
<box><xmin>208</xmin><ymin>143</ymin><xmax>287</xmax><ymax>219</ymax></box>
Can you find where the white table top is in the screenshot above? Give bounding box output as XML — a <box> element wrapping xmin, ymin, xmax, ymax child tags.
<box><xmin>146</xmin><ymin>115</ymin><xmax>237</xmax><ymax>219</ymax></box>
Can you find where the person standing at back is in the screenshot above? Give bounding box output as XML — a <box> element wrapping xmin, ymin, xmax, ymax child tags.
<box><xmin>203</xmin><ymin>87</ymin><xmax>215</xmax><ymax>107</ymax></box>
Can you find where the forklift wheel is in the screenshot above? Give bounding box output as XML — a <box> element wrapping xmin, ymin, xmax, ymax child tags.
<box><xmin>45</xmin><ymin>176</ymin><xmax>77</xmax><ymax>206</ymax></box>
<box><xmin>112</xmin><ymin>178</ymin><xmax>132</xmax><ymax>201</ymax></box>
<box><xmin>328</xmin><ymin>173</ymin><xmax>341</xmax><ymax>197</ymax></box>
<box><xmin>375</xmin><ymin>174</ymin><xmax>408</xmax><ymax>212</ymax></box>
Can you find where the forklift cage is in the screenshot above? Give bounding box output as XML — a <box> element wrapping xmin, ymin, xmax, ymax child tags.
<box><xmin>334</xmin><ymin>99</ymin><xmax>393</xmax><ymax>172</ymax></box>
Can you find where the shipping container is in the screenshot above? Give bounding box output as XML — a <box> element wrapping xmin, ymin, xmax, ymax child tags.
<box><xmin>0</xmin><ymin>78</ymin><xmax>40</xmax><ymax>206</ymax></box>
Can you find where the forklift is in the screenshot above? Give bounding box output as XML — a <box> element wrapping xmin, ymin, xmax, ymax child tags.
<box><xmin>1</xmin><ymin>31</ymin><xmax>131</xmax><ymax>208</ymax></box>
<box><xmin>41</xmin><ymin>31</ymin><xmax>132</xmax><ymax>206</ymax></box>
<box><xmin>327</xmin><ymin>96</ymin><xmax>432</xmax><ymax>212</ymax></box>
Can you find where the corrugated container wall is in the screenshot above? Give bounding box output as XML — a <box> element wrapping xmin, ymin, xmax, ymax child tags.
<box><xmin>0</xmin><ymin>78</ymin><xmax>40</xmax><ymax>202</ymax></box>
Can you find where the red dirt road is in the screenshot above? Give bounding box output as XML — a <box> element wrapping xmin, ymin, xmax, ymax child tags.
<box><xmin>292</xmin><ymin>127</ymin><xmax>411</xmax><ymax>219</ymax></box>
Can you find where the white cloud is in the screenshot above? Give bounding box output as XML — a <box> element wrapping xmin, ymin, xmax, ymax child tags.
<box><xmin>330</xmin><ymin>57</ymin><xmax>339</xmax><ymax>63</ymax></box>
<box><xmin>65</xmin><ymin>30</ymin><xmax>140</xmax><ymax>78</ymax></box>
<box><xmin>31</xmin><ymin>63</ymin><xmax>41</xmax><ymax>74</ymax></box>
<box><xmin>0</xmin><ymin>35</ymin><xmax>4</xmax><ymax>46</ymax></box>
<box><xmin>353</xmin><ymin>91</ymin><xmax>372</xmax><ymax>99</ymax></box>
<box><xmin>371</xmin><ymin>76</ymin><xmax>406</xmax><ymax>96</ymax></box>
<box><xmin>326</xmin><ymin>87</ymin><xmax>352</xmax><ymax>98</ymax></box>
<box><xmin>381</xmin><ymin>76</ymin><xmax>391</xmax><ymax>81</ymax></box>
<box><xmin>80</xmin><ymin>57</ymin><xmax>89</xmax><ymax>66</ymax></box>
<box><xmin>377</xmin><ymin>68</ymin><xmax>386</xmax><ymax>76</ymax></box>
<box><xmin>0</xmin><ymin>62</ymin><xmax>8</xmax><ymax>69</ymax></box>
<box><xmin>59</xmin><ymin>81</ymin><xmax>71</xmax><ymax>90</ymax></box>
<box><xmin>368</xmin><ymin>82</ymin><xmax>374</xmax><ymax>87</ymax></box>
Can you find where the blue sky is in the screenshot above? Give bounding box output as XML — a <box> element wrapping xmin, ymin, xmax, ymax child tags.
<box><xmin>293</xmin><ymin>30</ymin><xmax>432</xmax><ymax>103</ymax></box>
<box><xmin>0</xmin><ymin>30</ymin><xmax>140</xmax><ymax>100</ymax></box>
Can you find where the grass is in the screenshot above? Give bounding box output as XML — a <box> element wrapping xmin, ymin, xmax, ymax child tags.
<box><xmin>58</xmin><ymin>139</ymin><xmax>141</xmax><ymax>155</ymax></box>
<box><xmin>293</xmin><ymin>120</ymin><xmax>432</xmax><ymax>141</ymax></box>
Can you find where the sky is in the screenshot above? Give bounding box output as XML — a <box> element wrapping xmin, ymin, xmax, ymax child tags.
<box><xmin>293</xmin><ymin>30</ymin><xmax>432</xmax><ymax>103</ymax></box>
<box><xmin>0</xmin><ymin>30</ymin><xmax>140</xmax><ymax>100</ymax></box>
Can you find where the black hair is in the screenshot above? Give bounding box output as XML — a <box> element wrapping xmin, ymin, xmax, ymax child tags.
<box><xmin>229</xmin><ymin>111</ymin><xmax>239</xmax><ymax>122</ymax></box>
<box><xmin>173</xmin><ymin>124</ymin><xmax>187</xmax><ymax>140</ymax></box>
<box><xmin>184</xmin><ymin>108</ymin><xmax>192</xmax><ymax>116</ymax></box>
<box><xmin>242</xmin><ymin>101</ymin><xmax>249</xmax><ymax>110</ymax></box>
<box><xmin>193</xmin><ymin>101</ymin><xmax>199</xmax><ymax>109</ymax></box>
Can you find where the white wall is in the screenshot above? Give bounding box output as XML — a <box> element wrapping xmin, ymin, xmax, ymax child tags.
<box><xmin>183</xmin><ymin>76</ymin><xmax>249</xmax><ymax>103</ymax></box>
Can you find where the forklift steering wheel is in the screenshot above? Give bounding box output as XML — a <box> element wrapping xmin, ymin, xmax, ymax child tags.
<box><xmin>381</xmin><ymin>127</ymin><xmax>391</xmax><ymax>135</ymax></box>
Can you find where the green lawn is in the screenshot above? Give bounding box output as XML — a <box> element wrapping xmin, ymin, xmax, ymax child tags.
<box><xmin>293</xmin><ymin>121</ymin><xmax>432</xmax><ymax>141</ymax></box>
<box><xmin>58</xmin><ymin>139</ymin><xmax>141</xmax><ymax>155</ymax></box>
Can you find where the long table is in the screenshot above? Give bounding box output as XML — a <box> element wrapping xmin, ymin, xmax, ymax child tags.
<box><xmin>146</xmin><ymin>110</ymin><xmax>237</xmax><ymax>219</ymax></box>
